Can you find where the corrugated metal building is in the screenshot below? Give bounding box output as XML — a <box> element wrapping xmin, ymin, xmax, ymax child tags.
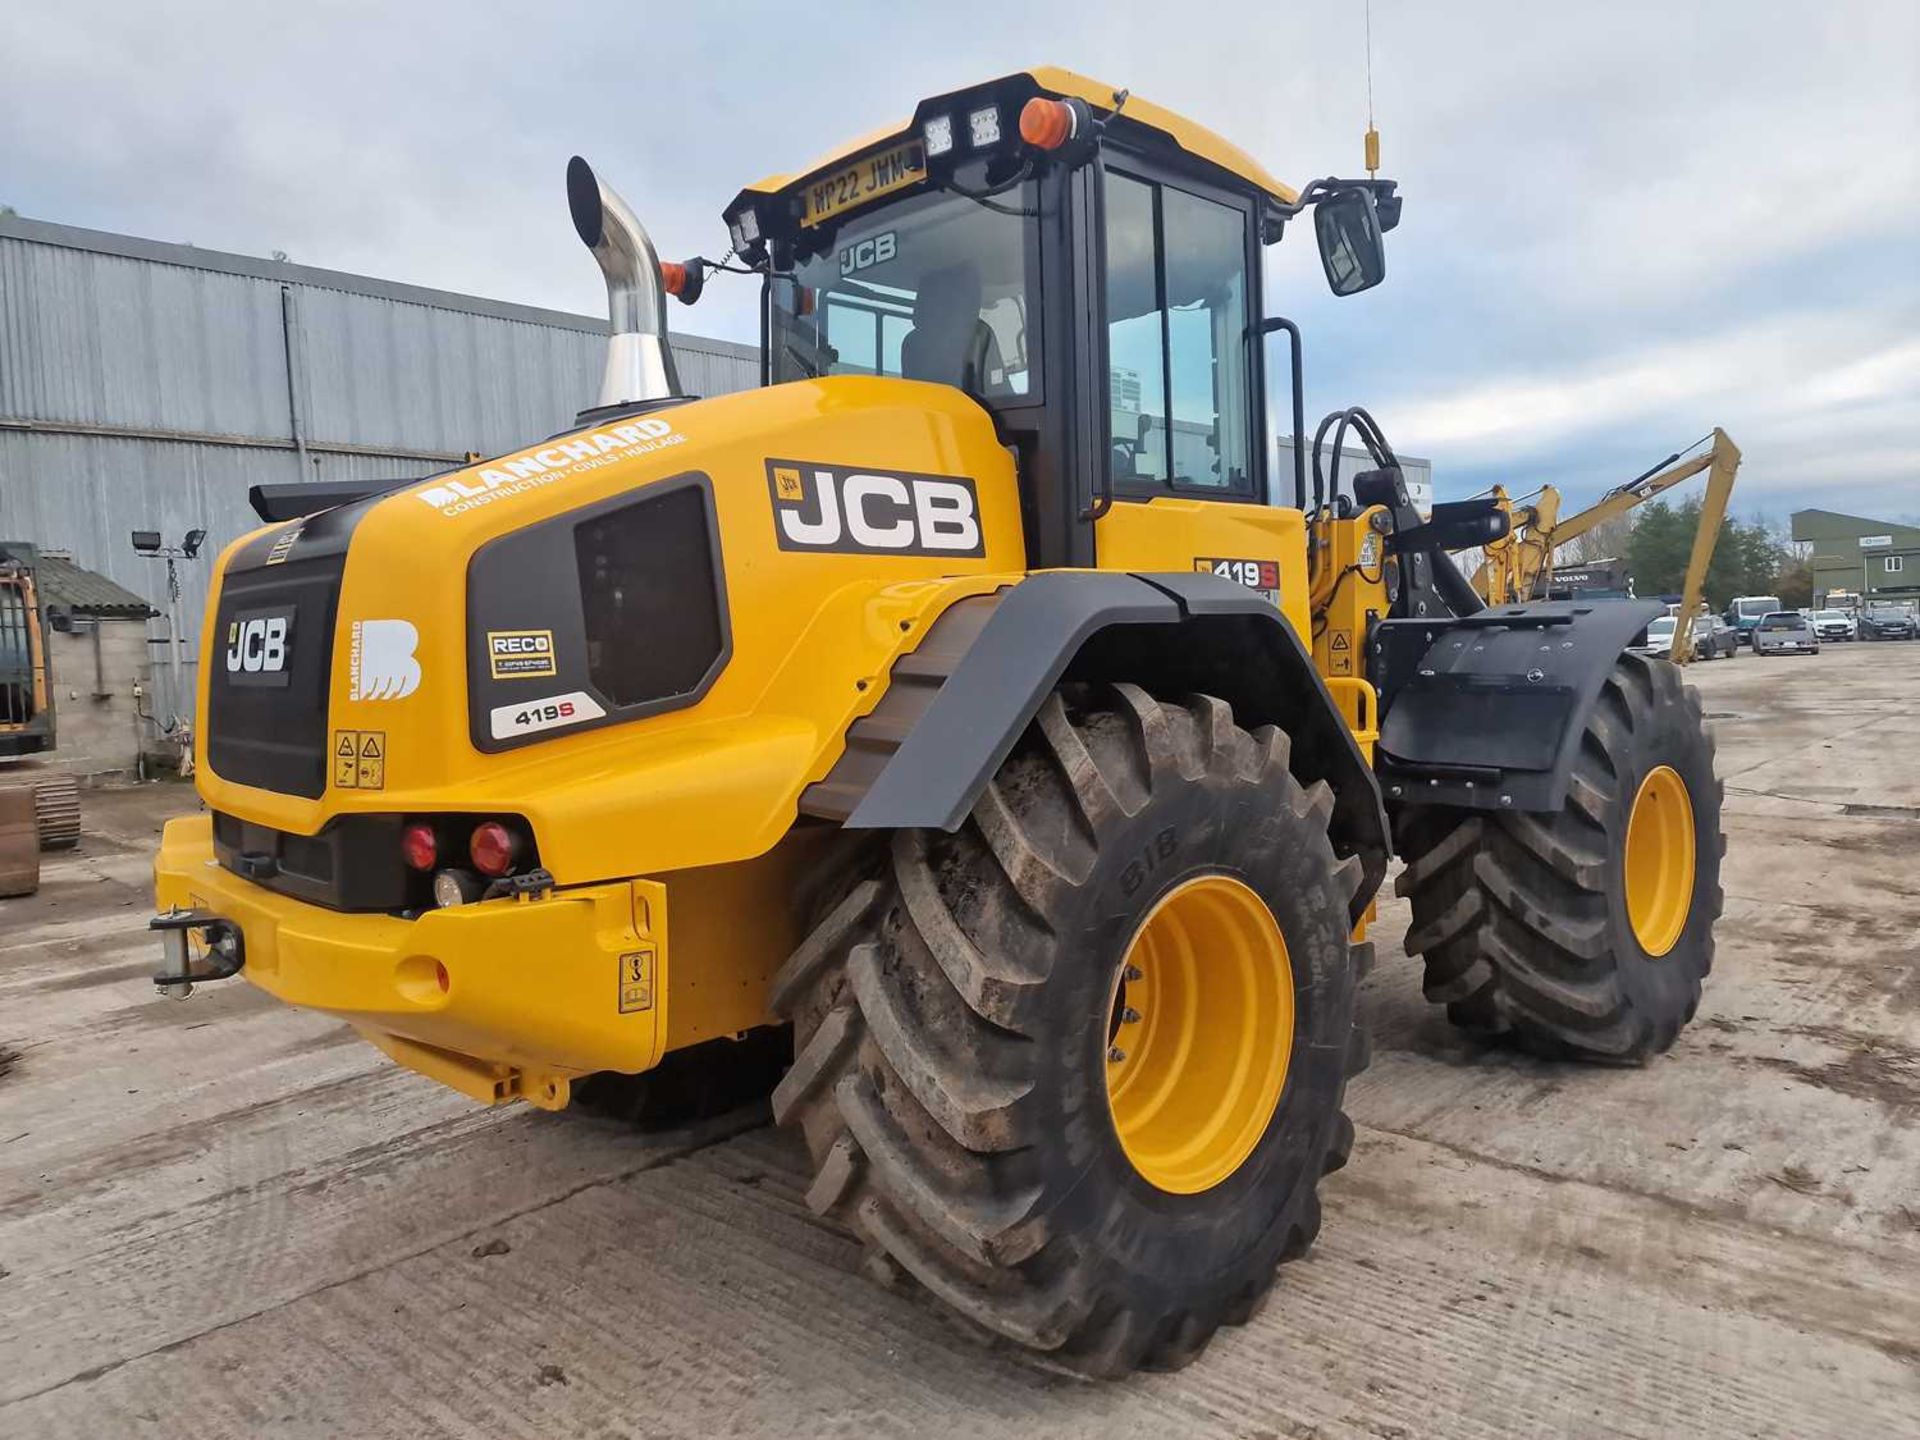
<box><xmin>0</xmin><ymin>214</ymin><xmax>759</xmax><ymax>726</ymax></box>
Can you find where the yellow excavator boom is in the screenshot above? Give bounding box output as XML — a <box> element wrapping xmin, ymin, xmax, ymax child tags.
<box><xmin>1472</xmin><ymin>429</ymin><xmax>1742</xmax><ymax>661</ymax></box>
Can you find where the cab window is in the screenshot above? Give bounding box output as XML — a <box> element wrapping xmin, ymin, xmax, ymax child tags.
<box><xmin>1104</xmin><ymin>169</ymin><xmax>1253</xmax><ymax>494</ymax></box>
<box><xmin>769</xmin><ymin>185</ymin><xmax>1035</xmax><ymax>401</ymax></box>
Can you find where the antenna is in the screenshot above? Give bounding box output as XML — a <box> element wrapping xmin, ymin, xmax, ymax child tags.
<box><xmin>1364</xmin><ymin>0</ymin><xmax>1380</xmax><ymax>178</ymax></box>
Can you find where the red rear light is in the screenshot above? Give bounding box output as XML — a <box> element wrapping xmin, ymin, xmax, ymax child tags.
<box><xmin>400</xmin><ymin>822</ymin><xmax>438</xmax><ymax>872</ymax></box>
<box><xmin>469</xmin><ymin>821</ymin><xmax>520</xmax><ymax>878</ymax></box>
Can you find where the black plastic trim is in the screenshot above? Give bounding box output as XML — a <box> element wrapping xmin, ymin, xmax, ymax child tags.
<box><xmin>465</xmin><ymin>472</ymin><xmax>731</xmax><ymax>753</ymax></box>
<box><xmin>1372</xmin><ymin>599</ymin><xmax>1664</xmax><ymax>812</ymax></box>
<box><xmin>845</xmin><ymin>571</ymin><xmax>1390</xmax><ymax>915</ymax></box>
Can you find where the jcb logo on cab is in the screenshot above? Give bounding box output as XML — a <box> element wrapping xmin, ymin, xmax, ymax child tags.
<box><xmin>224</xmin><ymin>607</ymin><xmax>294</xmax><ymax>688</ymax></box>
<box><xmin>766</xmin><ymin>459</ymin><xmax>984</xmax><ymax>558</ymax></box>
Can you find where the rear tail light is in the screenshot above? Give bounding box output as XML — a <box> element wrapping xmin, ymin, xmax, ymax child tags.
<box><xmin>469</xmin><ymin>821</ymin><xmax>521</xmax><ymax>878</ymax></box>
<box><xmin>401</xmin><ymin>822</ymin><xmax>438</xmax><ymax>872</ymax></box>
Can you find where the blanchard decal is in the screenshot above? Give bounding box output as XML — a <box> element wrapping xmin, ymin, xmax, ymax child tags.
<box><xmin>414</xmin><ymin>418</ymin><xmax>684</xmax><ymax>518</ymax></box>
<box><xmin>487</xmin><ymin>629</ymin><xmax>558</xmax><ymax>680</ymax></box>
<box><xmin>349</xmin><ymin>619</ymin><xmax>422</xmax><ymax>701</ymax></box>
<box><xmin>1195</xmin><ymin>557</ymin><xmax>1280</xmax><ymax>605</ymax></box>
<box><xmin>489</xmin><ymin>690</ymin><xmax>607</xmax><ymax>741</ymax></box>
<box><xmin>768</xmin><ymin>459</ymin><xmax>984</xmax><ymax>557</ymax></box>
<box><xmin>224</xmin><ymin>606</ymin><xmax>295</xmax><ymax>688</ymax></box>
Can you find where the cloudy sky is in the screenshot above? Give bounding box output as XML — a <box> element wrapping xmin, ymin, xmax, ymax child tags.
<box><xmin>4</xmin><ymin>1</ymin><xmax>1915</xmax><ymax>519</ymax></box>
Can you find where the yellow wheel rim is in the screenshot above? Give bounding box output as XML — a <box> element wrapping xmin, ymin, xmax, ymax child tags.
<box><xmin>1104</xmin><ymin>874</ymin><xmax>1294</xmax><ymax>1194</ymax></box>
<box><xmin>1624</xmin><ymin>765</ymin><xmax>1695</xmax><ymax>957</ymax></box>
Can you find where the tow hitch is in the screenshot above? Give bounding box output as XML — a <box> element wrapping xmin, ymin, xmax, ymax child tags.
<box><xmin>149</xmin><ymin>909</ymin><xmax>246</xmax><ymax>999</ymax></box>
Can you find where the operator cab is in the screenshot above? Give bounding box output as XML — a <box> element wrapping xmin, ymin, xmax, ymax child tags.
<box><xmin>729</xmin><ymin>66</ymin><xmax>1400</xmax><ymax>569</ymax></box>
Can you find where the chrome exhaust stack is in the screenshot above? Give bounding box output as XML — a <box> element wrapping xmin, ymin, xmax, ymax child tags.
<box><xmin>567</xmin><ymin>155</ymin><xmax>682</xmax><ymax>409</ymax></box>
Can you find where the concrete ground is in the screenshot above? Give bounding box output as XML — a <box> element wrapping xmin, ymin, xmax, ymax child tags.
<box><xmin>2</xmin><ymin>642</ymin><xmax>1916</xmax><ymax>1439</ymax></box>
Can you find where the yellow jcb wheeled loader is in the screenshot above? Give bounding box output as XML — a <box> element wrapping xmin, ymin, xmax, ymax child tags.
<box><xmin>151</xmin><ymin>67</ymin><xmax>1722</xmax><ymax>1375</ymax></box>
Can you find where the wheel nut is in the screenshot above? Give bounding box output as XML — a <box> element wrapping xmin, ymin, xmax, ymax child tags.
<box><xmin>1108</xmin><ymin>1046</ymin><xmax>1127</xmax><ymax>1063</ymax></box>
<box><xmin>1124</xmin><ymin>965</ymin><xmax>1144</xmax><ymax>982</ymax></box>
<box><xmin>1121</xmin><ymin>1007</ymin><xmax>1142</xmax><ymax>1025</ymax></box>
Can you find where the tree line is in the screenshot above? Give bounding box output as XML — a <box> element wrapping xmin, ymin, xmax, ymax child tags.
<box><xmin>1571</xmin><ymin>498</ymin><xmax>1812</xmax><ymax>608</ymax></box>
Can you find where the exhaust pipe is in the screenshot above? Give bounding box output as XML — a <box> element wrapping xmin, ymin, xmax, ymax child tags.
<box><xmin>567</xmin><ymin>155</ymin><xmax>682</xmax><ymax>410</ymax></box>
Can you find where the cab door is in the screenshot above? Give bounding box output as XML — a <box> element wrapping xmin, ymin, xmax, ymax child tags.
<box><xmin>1090</xmin><ymin>160</ymin><xmax>1310</xmax><ymax>641</ymax></box>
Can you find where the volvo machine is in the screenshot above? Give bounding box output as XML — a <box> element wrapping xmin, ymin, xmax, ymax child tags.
<box><xmin>151</xmin><ymin>68</ymin><xmax>1723</xmax><ymax>1375</ymax></box>
<box><xmin>2</xmin><ymin>543</ymin><xmax>83</xmax><ymax>893</ymax></box>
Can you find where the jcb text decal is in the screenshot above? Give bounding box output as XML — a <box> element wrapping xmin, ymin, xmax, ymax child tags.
<box><xmin>224</xmin><ymin>607</ymin><xmax>295</xmax><ymax>688</ymax></box>
<box><xmin>767</xmin><ymin>459</ymin><xmax>984</xmax><ymax>558</ymax></box>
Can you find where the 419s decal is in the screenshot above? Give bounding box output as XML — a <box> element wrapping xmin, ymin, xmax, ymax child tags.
<box><xmin>1195</xmin><ymin>556</ymin><xmax>1280</xmax><ymax>606</ymax></box>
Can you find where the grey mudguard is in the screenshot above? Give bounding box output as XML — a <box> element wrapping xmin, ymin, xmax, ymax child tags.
<box><xmin>846</xmin><ymin>570</ymin><xmax>1390</xmax><ymax>916</ymax></box>
<box><xmin>1371</xmin><ymin>598</ymin><xmax>1664</xmax><ymax>812</ymax></box>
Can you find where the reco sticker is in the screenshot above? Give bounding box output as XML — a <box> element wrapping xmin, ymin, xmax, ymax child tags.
<box><xmin>489</xmin><ymin>690</ymin><xmax>606</xmax><ymax>741</ymax></box>
<box><xmin>767</xmin><ymin>460</ymin><xmax>984</xmax><ymax>557</ymax></box>
<box><xmin>487</xmin><ymin>629</ymin><xmax>558</xmax><ymax>679</ymax></box>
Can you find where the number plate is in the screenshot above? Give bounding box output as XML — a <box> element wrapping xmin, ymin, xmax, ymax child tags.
<box><xmin>802</xmin><ymin>139</ymin><xmax>928</xmax><ymax>228</ymax></box>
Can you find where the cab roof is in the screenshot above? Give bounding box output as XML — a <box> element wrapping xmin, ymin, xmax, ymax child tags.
<box><xmin>733</xmin><ymin>65</ymin><xmax>1295</xmax><ymax>210</ymax></box>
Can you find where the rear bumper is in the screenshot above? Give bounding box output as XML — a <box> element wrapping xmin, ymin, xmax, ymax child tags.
<box><xmin>152</xmin><ymin>813</ymin><xmax>665</xmax><ymax>1106</ymax></box>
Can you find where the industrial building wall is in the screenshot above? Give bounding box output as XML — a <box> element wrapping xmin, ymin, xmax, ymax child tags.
<box><xmin>0</xmin><ymin>215</ymin><xmax>760</xmax><ymax>723</ymax></box>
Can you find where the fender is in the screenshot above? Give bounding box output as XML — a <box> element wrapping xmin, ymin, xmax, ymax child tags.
<box><xmin>803</xmin><ymin>571</ymin><xmax>1390</xmax><ymax>918</ymax></box>
<box><xmin>1369</xmin><ymin>599</ymin><xmax>1664</xmax><ymax>813</ymax></box>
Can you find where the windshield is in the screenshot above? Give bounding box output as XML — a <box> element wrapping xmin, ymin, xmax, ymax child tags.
<box><xmin>1647</xmin><ymin>618</ymin><xmax>1675</xmax><ymax>637</ymax></box>
<box><xmin>1815</xmin><ymin>611</ymin><xmax>1845</xmax><ymax>622</ymax></box>
<box><xmin>768</xmin><ymin>184</ymin><xmax>1036</xmax><ymax>401</ymax></box>
<box><xmin>1759</xmin><ymin>613</ymin><xmax>1803</xmax><ymax>630</ymax></box>
<box><xmin>1735</xmin><ymin>597</ymin><xmax>1783</xmax><ymax>618</ymax></box>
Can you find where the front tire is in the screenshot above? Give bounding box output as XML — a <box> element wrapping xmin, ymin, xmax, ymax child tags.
<box><xmin>1394</xmin><ymin>654</ymin><xmax>1723</xmax><ymax>1061</ymax></box>
<box><xmin>770</xmin><ymin>685</ymin><xmax>1369</xmax><ymax>1375</ymax></box>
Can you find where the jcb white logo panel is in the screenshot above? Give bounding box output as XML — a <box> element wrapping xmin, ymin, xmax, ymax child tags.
<box><xmin>767</xmin><ymin>460</ymin><xmax>984</xmax><ymax>557</ymax></box>
<box><xmin>224</xmin><ymin>607</ymin><xmax>294</xmax><ymax>689</ymax></box>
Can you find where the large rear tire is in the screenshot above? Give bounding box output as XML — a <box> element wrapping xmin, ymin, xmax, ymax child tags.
<box><xmin>770</xmin><ymin>684</ymin><xmax>1369</xmax><ymax>1375</ymax></box>
<box><xmin>1395</xmin><ymin>653</ymin><xmax>1723</xmax><ymax>1062</ymax></box>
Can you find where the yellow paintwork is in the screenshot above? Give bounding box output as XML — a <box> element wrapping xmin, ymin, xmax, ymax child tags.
<box><xmin>194</xmin><ymin>379</ymin><xmax>1023</xmax><ymax>881</ymax></box>
<box><xmin>1094</xmin><ymin>496</ymin><xmax>1311</xmax><ymax>639</ymax></box>
<box><xmin>156</xmin><ymin>810</ymin><xmax>662</xmax><ymax>1087</ymax></box>
<box><xmin>739</xmin><ymin>65</ymin><xmax>1296</xmax><ymax>207</ymax></box>
<box><xmin>1105</xmin><ymin>873</ymin><xmax>1294</xmax><ymax>1193</ymax></box>
<box><xmin>164</xmin><ymin>377</ymin><xmax>1040</xmax><ymax>1101</ymax></box>
<box><xmin>1309</xmin><ymin>509</ymin><xmax>1389</xmax><ymax>716</ymax></box>
<box><xmin>1624</xmin><ymin>765</ymin><xmax>1695</xmax><ymax>957</ymax></box>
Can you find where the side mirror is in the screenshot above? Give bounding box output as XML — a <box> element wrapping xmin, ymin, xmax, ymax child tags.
<box><xmin>1315</xmin><ymin>189</ymin><xmax>1386</xmax><ymax>296</ymax></box>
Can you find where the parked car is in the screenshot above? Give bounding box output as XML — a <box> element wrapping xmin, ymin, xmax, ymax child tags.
<box><xmin>1694</xmin><ymin>615</ymin><xmax>1740</xmax><ymax>659</ymax></box>
<box><xmin>1629</xmin><ymin>614</ymin><xmax>1737</xmax><ymax>661</ymax></box>
<box><xmin>1752</xmin><ymin>610</ymin><xmax>1821</xmax><ymax>655</ymax></box>
<box><xmin>1809</xmin><ymin>609</ymin><xmax>1855</xmax><ymax>642</ymax></box>
<box><xmin>1726</xmin><ymin>594</ymin><xmax>1785</xmax><ymax>647</ymax></box>
<box><xmin>1857</xmin><ymin>603</ymin><xmax>1918</xmax><ymax>641</ymax></box>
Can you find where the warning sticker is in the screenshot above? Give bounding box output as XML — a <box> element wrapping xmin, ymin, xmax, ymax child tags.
<box><xmin>1328</xmin><ymin>631</ymin><xmax>1354</xmax><ymax>676</ymax></box>
<box><xmin>618</xmin><ymin>948</ymin><xmax>656</xmax><ymax>1014</ymax></box>
<box><xmin>331</xmin><ymin>730</ymin><xmax>387</xmax><ymax>789</ymax></box>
